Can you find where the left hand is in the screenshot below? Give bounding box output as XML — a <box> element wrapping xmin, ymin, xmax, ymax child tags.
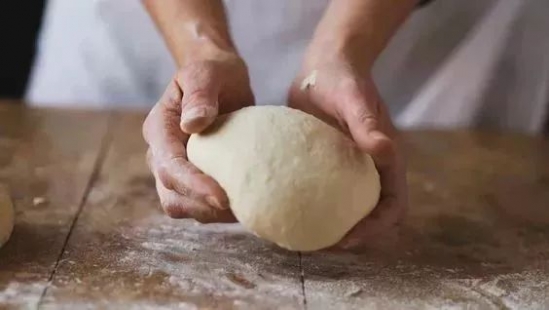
<box><xmin>143</xmin><ymin>53</ymin><xmax>254</xmax><ymax>224</ymax></box>
<box><xmin>288</xmin><ymin>59</ymin><xmax>408</xmax><ymax>249</ymax></box>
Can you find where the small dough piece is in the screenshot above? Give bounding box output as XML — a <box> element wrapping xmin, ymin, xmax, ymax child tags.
<box><xmin>187</xmin><ymin>106</ymin><xmax>380</xmax><ymax>251</ymax></box>
<box><xmin>300</xmin><ymin>70</ymin><xmax>318</xmax><ymax>90</ymax></box>
<box><xmin>0</xmin><ymin>187</ymin><xmax>14</xmax><ymax>249</ymax></box>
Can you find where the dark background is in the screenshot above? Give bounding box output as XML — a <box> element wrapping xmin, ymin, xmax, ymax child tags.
<box><xmin>0</xmin><ymin>1</ymin><xmax>46</xmax><ymax>99</ymax></box>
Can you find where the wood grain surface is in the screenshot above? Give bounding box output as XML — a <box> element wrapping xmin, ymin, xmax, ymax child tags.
<box><xmin>0</xmin><ymin>103</ymin><xmax>111</xmax><ymax>309</ymax></box>
<box><xmin>1</xmin><ymin>103</ymin><xmax>548</xmax><ymax>309</ymax></box>
<box><xmin>39</xmin><ymin>113</ymin><xmax>303</xmax><ymax>309</ymax></box>
<box><xmin>304</xmin><ymin>132</ymin><xmax>549</xmax><ymax>309</ymax></box>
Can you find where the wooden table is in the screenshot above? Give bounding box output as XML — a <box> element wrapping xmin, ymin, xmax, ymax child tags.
<box><xmin>1</xmin><ymin>102</ymin><xmax>548</xmax><ymax>309</ymax></box>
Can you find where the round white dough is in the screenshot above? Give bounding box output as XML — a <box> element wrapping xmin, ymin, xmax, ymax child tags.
<box><xmin>0</xmin><ymin>187</ymin><xmax>14</xmax><ymax>249</ymax></box>
<box><xmin>187</xmin><ymin>106</ymin><xmax>380</xmax><ymax>251</ymax></box>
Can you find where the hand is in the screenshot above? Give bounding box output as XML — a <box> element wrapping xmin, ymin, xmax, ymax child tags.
<box><xmin>143</xmin><ymin>53</ymin><xmax>254</xmax><ymax>223</ymax></box>
<box><xmin>288</xmin><ymin>59</ymin><xmax>407</xmax><ymax>249</ymax></box>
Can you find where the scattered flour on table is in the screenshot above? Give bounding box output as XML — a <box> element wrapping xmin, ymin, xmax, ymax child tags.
<box><xmin>0</xmin><ymin>281</ymin><xmax>45</xmax><ymax>308</ymax></box>
<box><xmin>447</xmin><ymin>271</ymin><xmax>549</xmax><ymax>309</ymax></box>
<box><xmin>116</xmin><ymin>215</ymin><xmax>548</xmax><ymax>309</ymax></box>
<box><xmin>39</xmin><ymin>301</ymin><xmax>200</xmax><ymax>310</ymax></box>
<box><xmin>305</xmin><ymin>266</ymin><xmax>549</xmax><ymax>310</ymax></box>
<box><xmin>116</xmin><ymin>216</ymin><xmax>302</xmax><ymax>307</ymax></box>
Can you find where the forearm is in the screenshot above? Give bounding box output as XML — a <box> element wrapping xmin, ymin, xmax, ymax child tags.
<box><xmin>307</xmin><ymin>0</ymin><xmax>417</xmax><ymax>74</ymax></box>
<box><xmin>143</xmin><ymin>0</ymin><xmax>237</xmax><ymax>66</ymax></box>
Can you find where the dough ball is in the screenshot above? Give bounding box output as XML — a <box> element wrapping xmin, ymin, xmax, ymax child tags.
<box><xmin>187</xmin><ymin>106</ymin><xmax>380</xmax><ymax>251</ymax></box>
<box><xmin>0</xmin><ymin>187</ymin><xmax>14</xmax><ymax>249</ymax></box>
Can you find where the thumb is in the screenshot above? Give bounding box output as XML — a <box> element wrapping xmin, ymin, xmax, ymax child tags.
<box><xmin>178</xmin><ymin>65</ymin><xmax>220</xmax><ymax>134</ymax></box>
<box><xmin>340</xmin><ymin>98</ymin><xmax>395</xmax><ymax>168</ymax></box>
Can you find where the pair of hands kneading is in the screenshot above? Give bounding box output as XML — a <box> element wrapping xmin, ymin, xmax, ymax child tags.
<box><xmin>142</xmin><ymin>52</ymin><xmax>407</xmax><ymax>250</ymax></box>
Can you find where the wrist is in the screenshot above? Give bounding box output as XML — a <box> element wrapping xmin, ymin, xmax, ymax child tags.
<box><xmin>303</xmin><ymin>35</ymin><xmax>375</xmax><ymax>77</ymax></box>
<box><xmin>170</xmin><ymin>21</ymin><xmax>239</xmax><ymax>67</ymax></box>
<box><xmin>305</xmin><ymin>0</ymin><xmax>416</xmax><ymax>77</ymax></box>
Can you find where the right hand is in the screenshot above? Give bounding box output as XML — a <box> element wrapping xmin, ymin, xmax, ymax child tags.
<box><xmin>143</xmin><ymin>53</ymin><xmax>254</xmax><ymax>223</ymax></box>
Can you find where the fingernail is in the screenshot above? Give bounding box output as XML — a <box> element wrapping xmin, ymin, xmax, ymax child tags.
<box><xmin>181</xmin><ymin>106</ymin><xmax>216</xmax><ymax>125</ymax></box>
<box><xmin>206</xmin><ymin>196</ymin><xmax>225</xmax><ymax>210</ymax></box>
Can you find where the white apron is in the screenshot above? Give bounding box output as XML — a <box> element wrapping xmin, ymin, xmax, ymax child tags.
<box><xmin>27</xmin><ymin>0</ymin><xmax>549</xmax><ymax>133</ymax></box>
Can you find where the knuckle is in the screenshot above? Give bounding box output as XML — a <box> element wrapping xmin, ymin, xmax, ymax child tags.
<box><xmin>167</xmin><ymin>155</ymin><xmax>188</xmax><ymax>169</ymax></box>
<box><xmin>157</xmin><ymin>161</ymin><xmax>191</xmax><ymax>196</ymax></box>
<box><xmin>354</xmin><ymin>107</ymin><xmax>378</xmax><ymax>127</ymax></box>
<box><xmin>161</xmin><ymin>79</ymin><xmax>182</xmax><ymax>109</ymax></box>
<box><xmin>161</xmin><ymin>88</ymin><xmax>181</xmax><ymax>109</ymax></box>
<box><xmin>146</xmin><ymin>149</ymin><xmax>154</xmax><ymax>170</ymax></box>
<box><xmin>164</xmin><ymin>94</ymin><xmax>180</xmax><ymax>109</ymax></box>
<box><xmin>142</xmin><ymin>122</ymin><xmax>150</xmax><ymax>144</ymax></box>
<box><xmin>142</xmin><ymin>107</ymin><xmax>157</xmax><ymax>143</ymax></box>
<box><xmin>142</xmin><ymin>103</ymin><xmax>175</xmax><ymax>144</ymax></box>
<box><xmin>157</xmin><ymin>165</ymin><xmax>176</xmax><ymax>191</ymax></box>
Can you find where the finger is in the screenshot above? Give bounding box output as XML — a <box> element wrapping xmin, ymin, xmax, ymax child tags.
<box><xmin>335</xmin><ymin>141</ymin><xmax>408</xmax><ymax>249</ymax></box>
<box><xmin>288</xmin><ymin>86</ymin><xmax>342</xmax><ymax>129</ymax></box>
<box><xmin>335</xmin><ymin>87</ymin><xmax>408</xmax><ymax>249</ymax></box>
<box><xmin>154</xmin><ymin>155</ymin><xmax>229</xmax><ymax>210</ymax></box>
<box><xmin>143</xmin><ymin>80</ymin><xmax>228</xmax><ymax>210</ymax></box>
<box><xmin>337</xmin><ymin>197</ymin><xmax>403</xmax><ymax>249</ymax></box>
<box><xmin>143</xmin><ymin>78</ymin><xmax>187</xmax><ymax>151</ymax></box>
<box><xmin>339</xmin><ymin>90</ymin><xmax>394</xmax><ymax>159</ymax></box>
<box><xmin>177</xmin><ymin>64</ymin><xmax>220</xmax><ymax>134</ymax></box>
<box><xmin>342</xmin><ymin>110</ymin><xmax>399</xmax><ymax>196</ymax></box>
<box><xmin>335</xmin><ymin>144</ymin><xmax>408</xmax><ymax>250</ymax></box>
<box><xmin>156</xmin><ymin>180</ymin><xmax>236</xmax><ymax>223</ymax></box>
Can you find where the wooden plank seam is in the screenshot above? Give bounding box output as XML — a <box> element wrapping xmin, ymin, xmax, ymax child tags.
<box><xmin>36</xmin><ymin>113</ymin><xmax>117</xmax><ymax>308</ymax></box>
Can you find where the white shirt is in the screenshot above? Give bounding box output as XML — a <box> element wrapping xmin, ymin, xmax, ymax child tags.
<box><xmin>27</xmin><ymin>0</ymin><xmax>549</xmax><ymax>133</ymax></box>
